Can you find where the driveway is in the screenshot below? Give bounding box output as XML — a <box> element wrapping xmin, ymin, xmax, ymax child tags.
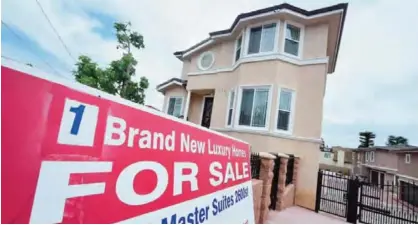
<box><xmin>266</xmin><ymin>206</ymin><xmax>348</xmax><ymax>224</ymax></box>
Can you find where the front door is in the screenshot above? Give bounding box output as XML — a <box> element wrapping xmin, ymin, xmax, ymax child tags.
<box><xmin>379</xmin><ymin>172</ymin><xmax>385</xmax><ymax>189</ymax></box>
<box><xmin>371</xmin><ymin>170</ymin><xmax>379</xmax><ymax>186</ymax></box>
<box><xmin>201</xmin><ymin>97</ymin><xmax>213</xmax><ymax>128</ymax></box>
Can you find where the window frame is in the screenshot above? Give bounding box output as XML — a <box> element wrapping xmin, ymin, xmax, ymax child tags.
<box><xmin>405</xmin><ymin>154</ymin><xmax>411</xmax><ymax>164</ymax></box>
<box><xmin>243</xmin><ymin>21</ymin><xmax>280</xmax><ymax>57</ymax></box>
<box><xmin>166</xmin><ymin>96</ymin><xmax>184</xmax><ymax>117</ymax></box>
<box><xmin>274</xmin><ymin>87</ymin><xmax>296</xmax><ymax>134</ymax></box>
<box><xmin>282</xmin><ymin>20</ymin><xmax>304</xmax><ymax>59</ymax></box>
<box><xmin>225</xmin><ymin>88</ymin><xmax>237</xmax><ymax>127</ymax></box>
<box><xmin>233</xmin><ymin>33</ymin><xmax>244</xmax><ymax>63</ymax></box>
<box><xmin>235</xmin><ymin>84</ymin><xmax>273</xmax><ymax>131</ymax></box>
<box><xmin>197</xmin><ymin>51</ymin><xmax>215</xmax><ymax>71</ymax></box>
<box><xmin>365</xmin><ymin>152</ymin><xmax>369</xmax><ymax>162</ymax></box>
<box><xmin>370</xmin><ymin>151</ymin><xmax>375</xmax><ymax>162</ymax></box>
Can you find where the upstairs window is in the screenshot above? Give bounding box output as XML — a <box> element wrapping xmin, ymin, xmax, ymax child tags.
<box><xmin>227</xmin><ymin>90</ymin><xmax>235</xmax><ymax>126</ymax></box>
<box><xmin>238</xmin><ymin>86</ymin><xmax>270</xmax><ymax>128</ymax></box>
<box><xmin>198</xmin><ymin>51</ymin><xmax>215</xmax><ymax>70</ymax></box>
<box><xmin>247</xmin><ymin>23</ymin><xmax>277</xmax><ymax>55</ymax></box>
<box><xmin>405</xmin><ymin>154</ymin><xmax>411</xmax><ymax>164</ymax></box>
<box><xmin>276</xmin><ymin>89</ymin><xmax>294</xmax><ymax>131</ymax></box>
<box><xmin>284</xmin><ymin>23</ymin><xmax>301</xmax><ymax>57</ymax></box>
<box><xmin>235</xmin><ymin>36</ymin><xmax>242</xmax><ymax>62</ymax></box>
<box><xmin>370</xmin><ymin>151</ymin><xmax>375</xmax><ymax>162</ymax></box>
<box><xmin>167</xmin><ymin>97</ymin><xmax>183</xmax><ymax>117</ymax></box>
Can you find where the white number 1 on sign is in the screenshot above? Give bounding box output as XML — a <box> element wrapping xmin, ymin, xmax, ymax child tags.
<box><xmin>57</xmin><ymin>98</ymin><xmax>99</xmax><ymax>146</ymax></box>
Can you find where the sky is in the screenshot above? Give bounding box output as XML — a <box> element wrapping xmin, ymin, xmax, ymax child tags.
<box><xmin>2</xmin><ymin>0</ymin><xmax>417</xmax><ymax>147</ymax></box>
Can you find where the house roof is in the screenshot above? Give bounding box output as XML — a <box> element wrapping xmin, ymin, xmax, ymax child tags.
<box><xmin>173</xmin><ymin>3</ymin><xmax>348</xmax><ymax>73</ymax></box>
<box><xmin>156</xmin><ymin>78</ymin><xmax>187</xmax><ymax>93</ymax></box>
<box><xmin>355</xmin><ymin>146</ymin><xmax>418</xmax><ymax>153</ymax></box>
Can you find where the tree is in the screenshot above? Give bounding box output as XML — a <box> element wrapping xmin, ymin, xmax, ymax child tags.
<box><xmin>73</xmin><ymin>22</ymin><xmax>149</xmax><ymax>104</ymax></box>
<box><xmin>386</xmin><ymin>135</ymin><xmax>397</xmax><ymax>146</ymax></box>
<box><xmin>358</xmin><ymin>131</ymin><xmax>376</xmax><ymax>148</ymax></box>
<box><xmin>386</xmin><ymin>135</ymin><xmax>409</xmax><ymax>146</ymax></box>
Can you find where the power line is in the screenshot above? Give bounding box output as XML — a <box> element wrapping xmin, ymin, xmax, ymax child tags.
<box><xmin>1</xmin><ymin>20</ymin><xmax>64</xmax><ymax>76</ymax></box>
<box><xmin>1</xmin><ymin>55</ymin><xmax>33</xmax><ymax>66</ymax></box>
<box><xmin>35</xmin><ymin>0</ymin><xmax>76</xmax><ymax>62</ymax></box>
<box><xmin>1</xmin><ymin>55</ymin><xmax>70</xmax><ymax>79</ymax></box>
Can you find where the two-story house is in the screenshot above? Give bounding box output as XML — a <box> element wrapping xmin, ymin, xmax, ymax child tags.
<box><xmin>156</xmin><ymin>3</ymin><xmax>348</xmax><ymax>210</ymax></box>
<box><xmin>353</xmin><ymin>146</ymin><xmax>418</xmax><ymax>206</ymax></box>
<box><xmin>353</xmin><ymin>146</ymin><xmax>418</xmax><ymax>185</ymax></box>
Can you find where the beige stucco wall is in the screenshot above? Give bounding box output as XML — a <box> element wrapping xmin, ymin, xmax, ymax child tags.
<box><xmin>365</xmin><ymin>151</ymin><xmax>398</xmax><ymax>169</ymax></box>
<box><xmin>187</xmin><ymin>93</ymin><xmax>204</xmax><ymax>124</ymax></box>
<box><xmin>397</xmin><ymin>153</ymin><xmax>418</xmax><ymax>178</ymax></box>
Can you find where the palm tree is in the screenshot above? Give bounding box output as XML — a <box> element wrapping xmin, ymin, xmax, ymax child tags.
<box><xmin>359</xmin><ymin>131</ymin><xmax>376</xmax><ymax>148</ymax></box>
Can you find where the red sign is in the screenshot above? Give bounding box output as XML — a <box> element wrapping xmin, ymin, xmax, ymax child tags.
<box><xmin>1</xmin><ymin>66</ymin><xmax>254</xmax><ymax>224</ymax></box>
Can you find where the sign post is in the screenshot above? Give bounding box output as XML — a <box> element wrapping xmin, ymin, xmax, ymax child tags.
<box><xmin>1</xmin><ymin>65</ymin><xmax>255</xmax><ymax>224</ymax></box>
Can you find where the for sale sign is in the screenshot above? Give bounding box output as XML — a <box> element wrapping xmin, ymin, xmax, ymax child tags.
<box><xmin>1</xmin><ymin>65</ymin><xmax>255</xmax><ymax>224</ymax></box>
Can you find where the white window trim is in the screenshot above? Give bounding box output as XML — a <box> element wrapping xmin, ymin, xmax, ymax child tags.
<box><xmin>243</xmin><ymin>20</ymin><xmax>280</xmax><ymax>58</ymax></box>
<box><xmin>234</xmin><ymin>84</ymin><xmax>273</xmax><ymax>131</ymax></box>
<box><xmin>370</xmin><ymin>151</ymin><xmax>375</xmax><ymax>162</ymax></box>
<box><xmin>233</xmin><ymin>31</ymin><xmax>245</xmax><ymax>64</ymax></box>
<box><xmin>166</xmin><ymin>96</ymin><xmax>185</xmax><ymax>117</ymax></box>
<box><xmin>405</xmin><ymin>154</ymin><xmax>411</xmax><ymax>164</ymax></box>
<box><xmin>365</xmin><ymin>152</ymin><xmax>369</xmax><ymax>162</ymax></box>
<box><xmin>281</xmin><ymin>20</ymin><xmax>305</xmax><ymax>59</ymax></box>
<box><xmin>225</xmin><ymin>88</ymin><xmax>237</xmax><ymax>127</ymax></box>
<box><xmin>274</xmin><ymin>87</ymin><xmax>296</xmax><ymax>135</ymax></box>
<box><xmin>197</xmin><ymin>51</ymin><xmax>215</xmax><ymax>71</ymax></box>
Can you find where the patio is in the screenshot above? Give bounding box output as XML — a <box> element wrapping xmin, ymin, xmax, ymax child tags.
<box><xmin>266</xmin><ymin>206</ymin><xmax>347</xmax><ymax>224</ymax></box>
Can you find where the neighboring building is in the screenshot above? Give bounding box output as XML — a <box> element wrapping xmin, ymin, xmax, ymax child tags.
<box><xmin>320</xmin><ymin>146</ymin><xmax>354</xmax><ymax>175</ymax></box>
<box><xmin>353</xmin><ymin>146</ymin><xmax>418</xmax><ymax>185</ymax></box>
<box><xmin>156</xmin><ymin>3</ymin><xmax>348</xmax><ymax>210</ymax></box>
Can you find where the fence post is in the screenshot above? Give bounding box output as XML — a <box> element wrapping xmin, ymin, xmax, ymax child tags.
<box><xmin>315</xmin><ymin>170</ymin><xmax>323</xmax><ymax>213</ymax></box>
<box><xmin>346</xmin><ymin>177</ymin><xmax>359</xmax><ymax>224</ymax></box>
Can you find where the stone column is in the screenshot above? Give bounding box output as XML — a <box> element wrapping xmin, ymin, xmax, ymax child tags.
<box><xmin>258</xmin><ymin>152</ymin><xmax>275</xmax><ymax>224</ymax></box>
<box><xmin>277</xmin><ymin>157</ymin><xmax>288</xmax><ymax>211</ymax></box>
<box><xmin>292</xmin><ymin>157</ymin><xmax>301</xmax><ymax>186</ymax></box>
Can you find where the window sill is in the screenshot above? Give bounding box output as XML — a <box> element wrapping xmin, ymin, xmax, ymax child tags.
<box><xmin>281</xmin><ymin>51</ymin><xmax>301</xmax><ymax>60</ymax></box>
<box><xmin>212</xmin><ymin>127</ymin><xmax>321</xmax><ymax>144</ymax></box>
<box><xmin>235</xmin><ymin>125</ymin><xmax>269</xmax><ymax>132</ymax></box>
<box><xmin>274</xmin><ymin>129</ymin><xmax>293</xmax><ymax>136</ymax></box>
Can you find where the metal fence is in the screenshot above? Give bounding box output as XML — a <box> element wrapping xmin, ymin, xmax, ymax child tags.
<box><xmin>316</xmin><ymin>169</ymin><xmax>418</xmax><ymax>224</ymax></box>
<box><xmin>250</xmin><ymin>152</ymin><xmax>261</xmax><ymax>179</ymax></box>
<box><xmin>359</xmin><ymin>181</ymin><xmax>418</xmax><ymax>224</ymax></box>
<box><xmin>269</xmin><ymin>153</ymin><xmax>281</xmax><ymax>210</ymax></box>
<box><xmin>286</xmin><ymin>154</ymin><xmax>295</xmax><ymax>186</ymax></box>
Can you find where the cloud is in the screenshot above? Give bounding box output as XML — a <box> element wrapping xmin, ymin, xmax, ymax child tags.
<box><xmin>2</xmin><ymin>0</ymin><xmax>417</xmax><ymax>147</ymax></box>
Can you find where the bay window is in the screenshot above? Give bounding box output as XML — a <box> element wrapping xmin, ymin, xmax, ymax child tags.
<box><xmin>284</xmin><ymin>23</ymin><xmax>302</xmax><ymax>57</ymax></box>
<box><xmin>276</xmin><ymin>89</ymin><xmax>294</xmax><ymax>132</ymax></box>
<box><xmin>247</xmin><ymin>23</ymin><xmax>277</xmax><ymax>55</ymax></box>
<box><xmin>167</xmin><ymin>96</ymin><xmax>183</xmax><ymax>117</ymax></box>
<box><xmin>238</xmin><ymin>86</ymin><xmax>270</xmax><ymax>129</ymax></box>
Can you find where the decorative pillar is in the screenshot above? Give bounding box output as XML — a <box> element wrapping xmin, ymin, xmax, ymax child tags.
<box><xmin>292</xmin><ymin>157</ymin><xmax>301</xmax><ymax>186</ymax></box>
<box><xmin>183</xmin><ymin>90</ymin><xmax>191</xmax><ymax>120</ymax></box>
<box><xmin>258</xmin><ymin>152</ymin><xmax>275</xmax><ymax>224</ymax></box>
<box><xmin>277</xmin><ymin>157</ymin><xmax>288</xmax><ymax>211</ymax></box>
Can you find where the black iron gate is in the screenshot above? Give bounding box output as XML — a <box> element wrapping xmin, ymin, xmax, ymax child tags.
<box><xmin>316</xmin><ymin>170</ymin><xmax>418</xmax><ymax>224</ymax></box>
<box><xmin>269</xmin><ymin>153</ymin><xmax>281</xmax><ymax>210</ymax></box>
<box><xmin>359</xmin><ymin>181</ymin><xmax>418</xmax><ymax>224</ymax></box>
